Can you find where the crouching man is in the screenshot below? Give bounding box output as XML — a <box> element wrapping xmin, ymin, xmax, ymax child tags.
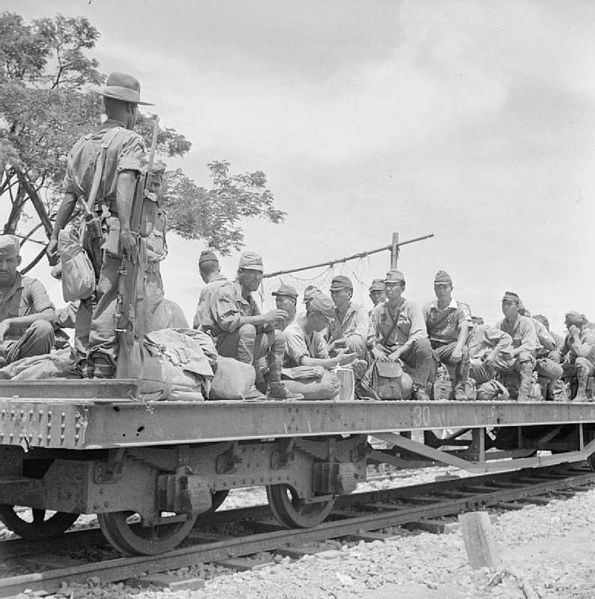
<box><xmin>203</xmin><ymin>251</ymin><xmax>298</xmax><ymax>399</ymax></box>
<box><xmin>367</xmin><ymin>270</ymin><xmax>435</xmax><ymax>400</ymax></box>
<box><xmin>560</xmin><ymin>311</ymin><xmax>595</xmax><ymax>402</ymax></box>
<box><xmin>0</xmin><ymin>236</ymin><xmax>55</xmax><ymax>365</ymax></box>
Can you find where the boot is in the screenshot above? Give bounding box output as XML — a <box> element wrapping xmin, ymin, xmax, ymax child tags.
<box><xmin>412</xmin><ymin>385</ymin><xmax>430</xmax><ymax>401</ymax></box>
<box><xmin>266</xmin><ymin>381</ymin><xmax>304</xmax><ymax>401</ymax></box>
<box><xmin>517</xmin><ymin>361</ymin><xmax>533</xmax><ymax>402</ymax></box>
<box><xmin>573</xmin><ymin>369</ymin><xmax>590</xmax><ymax>402</ymax></box>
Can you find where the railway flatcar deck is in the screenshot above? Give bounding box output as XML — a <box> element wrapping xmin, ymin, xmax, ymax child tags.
<box><xmin>0</xmin><ymin>379</ymin><xmax>593</xmax><ymax>555</ymax></box>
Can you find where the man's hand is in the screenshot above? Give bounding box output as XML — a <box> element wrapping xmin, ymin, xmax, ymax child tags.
<box><xmin>0</xmin><ymin>321</ymin><xmax>11</xmax><ymax>342</ymax></box>
<box><xmin>451</xmin><ymin>347</ymin><xmax>463</xmax><ymax>362</ymax></box>
<box><xmin>329</xmin><ymin>338</ymin><xmax>346</xmax><ymax>354</ymax></box>
<box><xmin>119</xmin><ymin>229</ymin><xmax>138</xmax><ymax>262</ymax></box>
<box><xmin>336</xmin><ymin>350</ymin><xmax>357</xmax><ymax>366</ymax></box>
<box><xmin>569</xmin><ymin>325</ymin><xmax>581</xmax><ymax>340</ymax></box>
<box><xmin>372</xmin><ymin>345</ymin><xmax>389</xmax><ymax>361</ymax></box>
<box><xmin>263</xmin><ymin>309</ymin><xmax>288</xmax><ymax>326</ymax></box>
<box><xmin>483</xmin><ymin>352</ymin><xmax>496</xmax><ymax>368</ymax></box>
<box><xmin>47</xmin><ymin>238</ymin><xmax>59</xmax><ymax>266</ymax></box>
<box><xmin>388</xmin><ymin>348</ymin><xmax>403</xmax><ymax>362</ymax></box>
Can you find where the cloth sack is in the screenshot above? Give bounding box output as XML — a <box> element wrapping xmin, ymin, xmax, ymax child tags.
<box><xmin>209</xmin><ymin>356</ymin><xmax>256</xmax><ymax>400</ymax></box>
<box><xmin>141</xmin><ymin>329</ymin><xmax>216</xmax><ymax>401</ymax></box>
<box><xmin>0</xmin><ymin>348</ymin><xmax>78</xmax><ymax>380</ymax></box>
<box><xmin>476</xmin><ymin>379</ymin><xmax>510</xmax><ymax>401</ymax></box>
<box><xmin>371</xmin><ymin>360</ymin><xmax>405</xmax><ymax>399</ymax></box>
<box><xmin>281</xmin><ymin>366</ymin><xmax>340</xmax><ymax>400</ymax></box>
<box><xmin>58</xmin><ymin>228</ymin><xmax>95</xmax><ymax>302</ymax></box>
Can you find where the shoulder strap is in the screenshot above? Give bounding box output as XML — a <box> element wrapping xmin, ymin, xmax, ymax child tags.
<box><xmin>382</xmin><ymin>305</ymin><xmax>402</xmax><ymax>346</ymax></box>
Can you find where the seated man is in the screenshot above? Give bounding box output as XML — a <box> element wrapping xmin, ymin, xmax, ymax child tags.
<box><xmin>202</xmin><ymin>251</ymin><xmax>296</xmax><ymax>399</ymax></box>
<box><xmin>193</xmin><ymin>250</ymin><xmax>227</xmax><ymax>329</ymax></box>
<box><xmin>0</xmin><ymin>236</ymin><xmax>55</xmax><ymax>365</ymax></box>
<box><xmin>560</xmin><ymin>311</ymin><xmax>595</xmax><ymax>402</ymax></box>
<box><xmin>272</xmin><ymin>284</ymin><xmax>298</xmax><ymax>329</ymax></box>
<box><xmin>468</xmin><ymin>315</ymin><xmax>515</xmax><ymax>386</ymax></box>
<box><xmin>328</xmin><ymin>275</ymin><xmax>368</xmax><ymax>359</ymax></box>
<box><xmin>367</xmin><ymin>270</ymin><xmax>434</xmax><ymax>401</ymax></box>
<box><xmin>423</xmin><ymin>270</ymin><xmax>471</xmax><ymax>400</ymax></box>
<box><xmin>284</xmin><ymin>293</ymin><xmax>356</xmax><ymax>369</ymax></box>
<box><xmin>497</xmin><ymin>291</ymin><xmax>538</xmax><ymax>401</ymax></box>
<box><xmin>368</xmin><ymin>279</ymin><xmax>386</xmax><ymax>309</ymax></box>
<box><xmin>519</xmin><ymin>305</ymin><xmax>564</xmax><ymax>400</ymax></box>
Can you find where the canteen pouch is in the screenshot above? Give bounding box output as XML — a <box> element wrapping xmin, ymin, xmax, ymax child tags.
<box><xmin>58</xmin><ymin>228</ymin><xmax>95</xmax><ymax>302</ymax></box>
<box><xmin>371</xmin><ymin>360</ymin><xmax>403</xmax><ymax>400</ymax></box>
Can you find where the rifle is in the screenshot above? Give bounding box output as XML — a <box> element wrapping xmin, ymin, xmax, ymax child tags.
<box><xmin>115</xmin><ymin>116</ymin><xmax>160</xmax><ymax>379</ymax></box>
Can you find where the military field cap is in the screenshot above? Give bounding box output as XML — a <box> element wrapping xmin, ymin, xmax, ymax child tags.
<box><xmin>330</xmin><ymin>275</ymin><xmax>353</xmax><ymax>291</ymax></box>
<box><xmin>308</xmin><ymin>293</ymin><xmax>335</xmax><ymax>319</ymax></box>
<box><xmin>95</xmin><ymin>72</ymin><xmax>153</xmax><ymax>105</ymax></box>
<box><xmin>0</xmin><ymin>235</ymin><xmax>20</xmax><ymax>256</ymax></box>
<box><xmin>369</xmin><ymin>279</ymin><xmax>386</xmax><ymax>292</ymax></box>
<box><xmin>565</xmin><ymin>311</ymin><xmax>587</xmax><ymax>327</ymax></box>
<box><xmin>198</xmin><ymin>249</ymin><xmax>218</xmax><ymax>265</ymax></box>
<box><xmin>272</xmin><ymin>283</ymin><xmax>298</xmax><ymax>299</ymax></box>
<box><xmin>434</xmin><ymin>270</ymin><xmax>453</xmax><ymax>285</ymax></box>
<box><xmin>502</xmin><ymin>291</ymin><xmax>520</xmax><ymax>303</ymax></box>
<box><xmin>385</xmin><ymin>269</ymin><xmax>405</xmax><ymax>284</ymax></box>
<box><xmin>303</xmin><ymin>285</ymin><xmax>321</xmax><ymax>304</ymax></box>
<box><xmin>238</xmin><ymin>251</ymin><xmax>264</xmax><ymax>271</ymax></box>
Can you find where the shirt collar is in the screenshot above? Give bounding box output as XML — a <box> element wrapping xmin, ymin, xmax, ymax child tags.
<box><xmin>430</xmin><ymin>297</ymin><xmax>458</xmax><ymax>310</ymax></box>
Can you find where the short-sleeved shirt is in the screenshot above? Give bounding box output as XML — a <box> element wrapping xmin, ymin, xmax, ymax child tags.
<box><xmin>193</xmin><ymin>275</ymin><xmax>228</xmax><ymax>329</ymax></box>
<box><xmin>423</xmin><ymin>298</ymin><xmax>471</xmax><ymax>345</ymax></box>
<box><xmin>329</xmin><ymin>302</ymin><xmax>368</xmax><ymax>342</ymax></box>
<box><xmin>368</xmin><ymin>298</ymin><xmax>427</xmax><ymax>352</ymax></box>
<box><xmin>468</xmin><ymin>325</ymin><xmax>513</xmax><ymax>361</ymax></box>
<box><xmin>202</xmin><ymin>280</ymin><xmax>259</xmax><ymax>337</ymax></box>
<box><xmin>284</xmin><ymin>315</ymin><xmax>329</xmax><ymax>367</ymax></box>
<box><xmin>63</xmin><ymin>120</ymin><xmax>146</xmax><ymax>213</ymax></box>
<box><xmin>497</xmin><ymin>315</ymin><xmax>538</xmax><ymax>355</ymax></box>
<box><xmin>561</xmin><ymin>329</ymin><xmax>595</xmax><ymax>365</ymax></box>
<box><xmin>0</xmin><ymin>274</ymin><xmax>54</xmax><ymax>339</ymax></box>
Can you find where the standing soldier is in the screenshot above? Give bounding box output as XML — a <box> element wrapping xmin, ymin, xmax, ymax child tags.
<box><xmin>48</xmin><ymin>72</ymin><xmax>150</xmax><ymax>377</ymax></box>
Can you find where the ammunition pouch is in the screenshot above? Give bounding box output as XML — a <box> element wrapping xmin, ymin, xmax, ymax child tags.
<box><xmin>371</xmin><ymin>360</ymin><xmax>404</xmax><ymax>400</ymax></box>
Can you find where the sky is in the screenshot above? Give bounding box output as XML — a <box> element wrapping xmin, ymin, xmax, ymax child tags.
<box><xmin>5</xmin><ymin>0</ymin><xmax>595</xmax><ymax>332</ymax></box>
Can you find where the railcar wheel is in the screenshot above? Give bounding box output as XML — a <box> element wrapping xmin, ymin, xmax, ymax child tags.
<box><xmin>0</xmin><ymin>505</ymin><xmax>78</xmax><ymax>539</ymax></box>
<box><xmin>266</xmin><ymin>484</ymin><xmax>335</xmax><ymax>528</ymax></box>
<box><xmin>97</xmin><ymin>511</ymin><xmax>198</xmax><ymax>556</ymax></box>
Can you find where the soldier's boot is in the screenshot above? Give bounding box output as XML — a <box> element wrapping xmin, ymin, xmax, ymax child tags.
<box><xmin>266</xmin><ymin>381</ymin><xmax>304</xmax><ymax>401</ymax></box>
<box><xmin>453</xmin><ymin>382</ymin><xmax>468</xmax><ymax>401</ymax></box>
<box><xmin>573</xmin><ymin>368</ymin><xmax>590</xmax><ymax>402</ymax></box>
<box><xmin>517</xmin><ymin>360</ymin><xmax>534</xmax><ymax>402</ymax></box>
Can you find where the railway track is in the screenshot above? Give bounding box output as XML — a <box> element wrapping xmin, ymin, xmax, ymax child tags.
<box><xmin>0</xmin><ymin>463</ymin><xmax>593</xmax><ymax>597</ymax></box>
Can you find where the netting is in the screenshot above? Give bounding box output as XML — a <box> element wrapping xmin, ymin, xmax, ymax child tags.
<box><xmin>258</xmin><ymin>254</ymin><xmax>387</xmax><ymax>313</ymax></box>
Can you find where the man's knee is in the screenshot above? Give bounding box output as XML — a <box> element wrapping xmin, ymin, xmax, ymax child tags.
<box><xmin>413</xmin><ymin>337</ymin><xmax>433</xmax><ymax>358</ymax></box>
<box><xmin>28</xmin><ymin>320</ymin><xmax>55</xmax><ymax>343</ymax></box>
<box><xmin>346</xmin><ymin>336</ymin><xmax>366</xmax><ymax>359</ymax></box>
<box><xmin>575</xmin><ymin>357</ymin><xmax>594</xmax><ymax>375</ymax></box>
<box><xmin>238</xmin><ymin>323</ymin><xmax>257</xmax><ymax>339</ymax></box>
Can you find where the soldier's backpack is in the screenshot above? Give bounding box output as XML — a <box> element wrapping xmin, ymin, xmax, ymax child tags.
<box><xmin>371</xmin><ymin>361</ymin><xmax>405</xmax><ymax>399</ymax></box>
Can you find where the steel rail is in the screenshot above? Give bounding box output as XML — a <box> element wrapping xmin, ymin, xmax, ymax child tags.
<box><xmin>0</xmin><ymin>465</ymin><xmax>593</xmax><ymax>596</ymax></box>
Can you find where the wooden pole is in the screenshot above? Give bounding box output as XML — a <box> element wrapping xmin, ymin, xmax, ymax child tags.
<box><xmin>458</xmin><ymin>511</ymin><xmax>501</xmax><ymax>569</ymax></box>
<box><xmin>390</xmin><ymin>232</ymin><xmax>399</xmax><ymax>269</ymax></box>
<box><xmin>263</xmin><ymin>233</ymin><xmax>434</xmax><ymax>279</ymax></box>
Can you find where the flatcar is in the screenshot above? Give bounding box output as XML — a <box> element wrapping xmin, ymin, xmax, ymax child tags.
<box><xmin>0</xmin><ymin>378</ymin><xmax>593</xmax><ymax>555</ymax></box>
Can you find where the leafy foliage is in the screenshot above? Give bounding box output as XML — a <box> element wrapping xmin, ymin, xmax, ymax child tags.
<box><xmin>162</xmin><ymin>161</ymin><xmax>285</xmax><ymax>254</ymax></box>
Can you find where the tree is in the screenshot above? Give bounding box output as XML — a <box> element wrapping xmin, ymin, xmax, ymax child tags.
<box><xmin>162</xmin><ymin>161</ymin><xmax>285</xmax><ymax>254</ymax></box>
<box><xmin>0</xmin><ymin>12</ymin><xmax>285</xmax><ymax>268</ymax></box>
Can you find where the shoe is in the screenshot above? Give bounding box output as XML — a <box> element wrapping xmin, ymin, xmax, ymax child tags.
<box><xmin>572</xmin><ymin>392</ymin><xmax>590</xmax><ymax>402</ymax></box>
<box><xmin>266</xmin><ymin>381</ymin><xmax>304</xmax><ymax>400</ymax></box>
<box><xmin>453</xmin><ymin>384</ymin><xmax>468</xmax><ymax>401</ymax></box>
<box><xmin>412</xmin><ymin>386</ymin><xmax>430</xmax><ymax>401</ymax></box>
